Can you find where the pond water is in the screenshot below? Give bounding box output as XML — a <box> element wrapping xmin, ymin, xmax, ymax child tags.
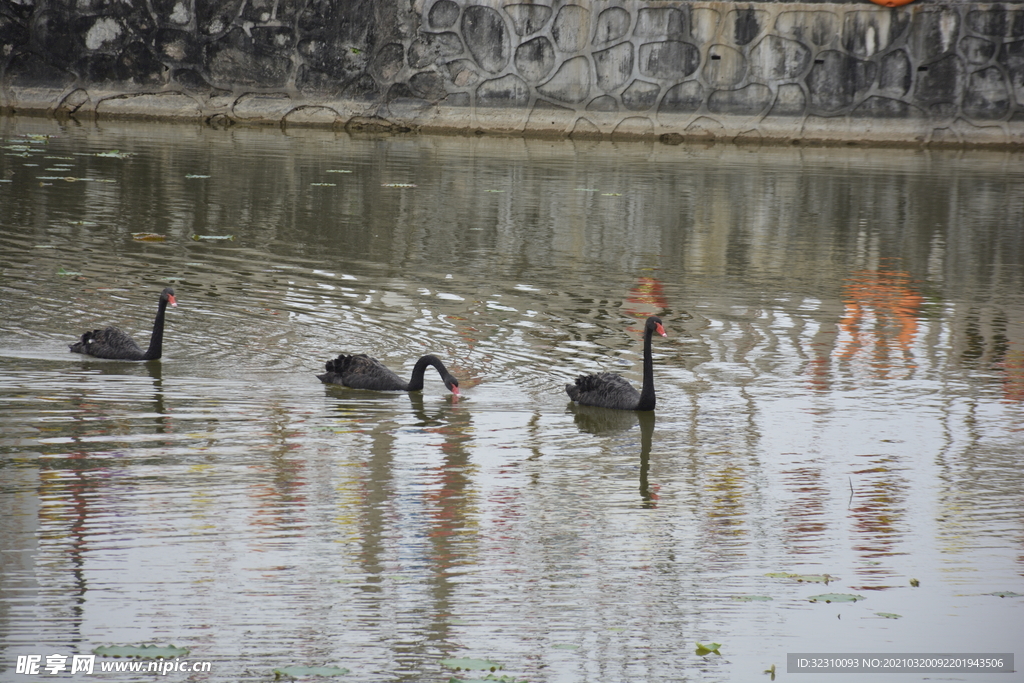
<box><xmin>1</xmin><ymin>116</ymin><xmax>1022</xmax><ymax>683</ymax></box>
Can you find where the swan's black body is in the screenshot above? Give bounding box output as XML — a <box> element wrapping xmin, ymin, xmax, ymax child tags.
<box><xmin>317</xmin><ymin>353</ymin><xmax>460</xmax><ymax>396</ymax></box>
<box><xmin>69</xmin><ymin>287</ymin><xmax>177</xmax><ymax>360</ymax></box>
<box><xmin>566</xmin><ymin>316</ymin><xmax>666</xmax><ymax>411</ymax></box>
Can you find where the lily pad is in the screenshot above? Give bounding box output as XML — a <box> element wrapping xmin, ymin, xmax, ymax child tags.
<box><xmin>808</xmin><ymin>593</ymin><xmax>864</xmax><ymax>603</ymax></box>
<box><xmin>273</xmin><ymin>665</ymin><xmax>349</xmax><ymax>678</ymax></box>
<box><xmin>440</xmin><ymin>658</ymin><xmax>502</xmax><ymax>672</ymax></box>
<box><xmin>185</xmin><ymin>174</ymin><xmax>210</xmax><ymax>178</ymax></box>
<box><xmin>876</xmin><ymin>612</ymin><xmax>902</xmax><ymax>619</ymax></box>
<box><xmin>381</xmin><ymin>183</ymin><xmax>416</xmax><ymax>188</ymax></box>
<box><xmin>984</xmin><ymin>590</ymin><xmax>1023</xmax><ymax>598</ymax></box>
<box><xmin>696</xmin><ymin>642</ymin><xmax>722</xmax><ymax>656</ymax></box>
<box><xmin>132</xmin><ymin>232</ymin><xmax>166</xmax><ymax>241</ymax></box>
<box><xmin>733</xmin><ymin>595</ymin><xmax>773</xmax><ymax>602</ymax></box>
<box><xmin>56</xmin><ymin>267</ymin><xmax>82</xmax><ymax>276</ymax></box>
<box><xmin>326</xmin><ymin>169</ymin><xmax>352</xmax><ymax>173</ymax></box>
<box><xmin>93</xmin><ymin>644</ymin><xmax>189</xmax><ymax>659</ymax></box>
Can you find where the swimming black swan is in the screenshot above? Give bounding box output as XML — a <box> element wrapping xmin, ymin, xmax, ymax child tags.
<box><xmin>69</xmin><ymin>287</ymin><xmax>177</xmax><ymax>360</ymax></box>
<box><xmin>317</xmin><ymin>353</ymin><xmax>460</xmax><ymax>397</ymax></box>
<box><xmin>565</xmin><ymin>315</ymin><xmax>666</xmax><ymax>411</ymax></box>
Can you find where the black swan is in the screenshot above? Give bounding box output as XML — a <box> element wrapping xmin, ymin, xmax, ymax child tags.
<box><xmin>565</xmin><ymin>315</ymin><xmax>666</xmax><ymax>411</ymax></box>
<box><xmin>317</xmin><ymin>353</ymin><xmax>460</xmax><ymax>397</ymax></box>
<box><xmin>69</xmin><ymin>287</ymin><xmax>177</xmax><ymax>360</ymax></box>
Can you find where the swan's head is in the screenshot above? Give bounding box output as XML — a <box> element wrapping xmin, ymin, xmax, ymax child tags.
<box><xmin>161</xmin><ymin>287</ymin><xmax>178</xmax><ymax>308</ymax></box>
<box><xmin>648</xmin><ymin>315</ymin><xmax>666</xmax><ymax>337</ymax></box>
<box><xmin>445</xmin><ymin>375</ymin><xmax>460</xmax><ymax>397</ymax></box>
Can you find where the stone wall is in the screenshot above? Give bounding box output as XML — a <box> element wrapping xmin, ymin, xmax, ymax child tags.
<box><xmin>2</xmin><ymin>0</ymin><xmax>1023</xmax><ymax>146</ymax></box>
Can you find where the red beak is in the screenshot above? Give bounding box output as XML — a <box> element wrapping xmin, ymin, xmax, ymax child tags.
<box><xmin>168</xmin><ymin>295</ymin><xmax>178</xmax><ymax>307</ymax></box>
<box><xmin>656</xmin><ymin>323</ymin><xmax>666</xmax><ymax>337</ymax></box>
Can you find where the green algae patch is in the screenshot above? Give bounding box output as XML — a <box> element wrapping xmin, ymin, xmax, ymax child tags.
<box><xmin>92</xmin><ymin>644</ymin><xmax>189</xmax><ymax>659</ymax></box>
<box><xmin>441</xmin><ymin>658</ymin><xmax>503</xmax><ymax>672</ymax></box>
<box><xmin>273</xmin><ymin>665</ymin><xmax>349</xmax><ymax>678</ymax></box>
<box><xmin>808</xmin><ymin>593</ymin><xmax>865</xmax><ymax>603</ymax></box>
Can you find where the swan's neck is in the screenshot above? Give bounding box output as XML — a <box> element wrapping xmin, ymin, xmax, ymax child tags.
<box><xmin>407</xmin><ymin>355</ymin><xmax>445</xmax><ymax>391</ymax></box>
<box><xmin>636</xmin><ymin>325</ymin><xmax>656</xmax><ymax>411</ymax></box>
<box><xmin>142</xmin><ymin>299</ymin><xmax>169</xmax><ymax>360</ymax></box>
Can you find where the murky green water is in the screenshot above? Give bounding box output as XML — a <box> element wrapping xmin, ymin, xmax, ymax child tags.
<box><xmin>1</xmin><ymin>116</ymin><xmax>1022</xmax><ymax>682</ymax></box>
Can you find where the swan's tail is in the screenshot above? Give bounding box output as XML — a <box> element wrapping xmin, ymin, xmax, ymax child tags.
<box><xmin>69</xmin><ymin>331</ymin><xmax>95</xmax><ymax>354</ymax></box>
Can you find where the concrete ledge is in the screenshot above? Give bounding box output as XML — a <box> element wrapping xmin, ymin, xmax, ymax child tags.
<box><xmin>3</xmin><ymin>0</ymin><xmax>1023</xmax><ymax>148</ymax></box>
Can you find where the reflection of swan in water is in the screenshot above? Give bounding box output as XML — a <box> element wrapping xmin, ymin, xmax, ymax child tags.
<box><xmin>568</xmin><ymin>403</ymin><xmax>641</xmax><ymax>434</ymax></box>
<box><xmin>569</xmin><ymin>406</ymin><xmax>657</xmax><ymax>507</ymax></box>
<box><xmin>636</xmin><ymin>411</ymin><xmax>656</xmax><ymax>508</ymax></box>
<box><xmin>565</xmin><ymin>316</ymin><xmax>666</xmax><ymax>411</ymax></box>
<box><xmin>69</xmin><ymin>287</ymin><xmax>177</xmax><ymax>360</ymax></box>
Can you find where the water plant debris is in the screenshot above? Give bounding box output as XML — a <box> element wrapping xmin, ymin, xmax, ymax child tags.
<box><xmin>92</xmin><ymin>644</ymin><xmax>189</xmax><ymax>659</ymax></box>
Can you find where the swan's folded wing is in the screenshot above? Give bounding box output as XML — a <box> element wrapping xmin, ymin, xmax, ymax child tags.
<box><xmin>567</xmin><ymin>372</ymin><xmax>641</xmax><ymax>409</ymax></box>
<box><xmin>326</xmin><ymin>354</ymin><xmax>408</xmax><ymax>391</ymax></box>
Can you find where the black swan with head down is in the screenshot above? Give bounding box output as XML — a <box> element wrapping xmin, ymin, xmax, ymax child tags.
<box><xmin>317</xmin><ymin>353</ymin><xmax>460</xmax><ymax>397</ymax></box>
<box><xmin>69</xmin><ymin>287</ymin><xmax>177</xmax><ymax>360</ymax></box>
<box><xmin>565</xmin><ymin>315</ymin><xmax>667</xmax><ymax>411</ymax></box>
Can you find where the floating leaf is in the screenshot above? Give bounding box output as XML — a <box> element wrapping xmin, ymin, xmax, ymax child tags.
<box><xmin>696</xmin><ymin>642</ymin><xmax>722</xmax><ymax>656</ymax></box>
<box><xmin>191</xmin><ymin>234</ymin><xmax>236</xmax><ymax>241</ymax></box>
<box><xmin>56</xmin><ymin>267</ymin><xmax>82</xmax><ymax>276</ymax></box>
<box><xmin>910</xmin><ymin>578</ymin><xmax>920</xmax><ymax>587</ymax></box>
<box><xmin>808</xmin><ymin>593</ymin><xmax>864</xmax><ymax>603</ymax></box>
<box><xmin>601</xmin><ymin>193</ymin><xmax>622</xmax><ymax>196</ymax></box>
<box><xmin>93</xmin><ymin>644</ymin><xmax>189</xmax><ymax>659</ymax></box>
<box><xmin>440</xmin><ymin>658</ymin><xmax>502</xmax><ymax>672</ymax></box>
<box><xmin>876</xmin><ymin>612</ymin><xmax>902</xmax><ymax>619</ymax></box>
<box><xmin>381</xmin><ymin>183</ymin><xmax>416</xmax><ymax>188</ymax></box>
<box><xmin>132</xmin><ymin>232</ymin><xmax>166</xmax><ymax>241</ymax></box>
<box><xmin>733</xmin><ymin>595</ymin><xmax>773</xmax><ymax>602</ymax></box>
<box><xmin>185</xmin><ymin>174</ymin><xmax>210</xmax><ymax>178</ymax></box>
<box><xmin>311</xmin><ymin>182</ymin><xmax>336</xmax><ymax>187</ymax></box>
<box><xmin>447</xmin><ymin>675</ymin><xmax>527</xmax><ymax>683</ymax></box>
<box><xmin>273</xmin><ymin>665</ymin><xmax>349</xmax><ymax>678</ymax></box>
<box><xmin>326</xmin><ymin>169</ymin><xmax>352</xmax><ymax>173</ymax></box>
<box><xmin>984</xmin><ymin>590</ymin><xmax>1023</xmax><ymax>598</ymax></box>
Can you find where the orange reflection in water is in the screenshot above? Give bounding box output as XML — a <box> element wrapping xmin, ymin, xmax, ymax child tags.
<box><xmin>624</xmin><ymin>276</ymin><xmax>669</xmax><ymax>335</ymax></box>
<box><xmin>836</xmin><ymin>269</ymin><xmax>923</xmax><ymax>379</ymax></box>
